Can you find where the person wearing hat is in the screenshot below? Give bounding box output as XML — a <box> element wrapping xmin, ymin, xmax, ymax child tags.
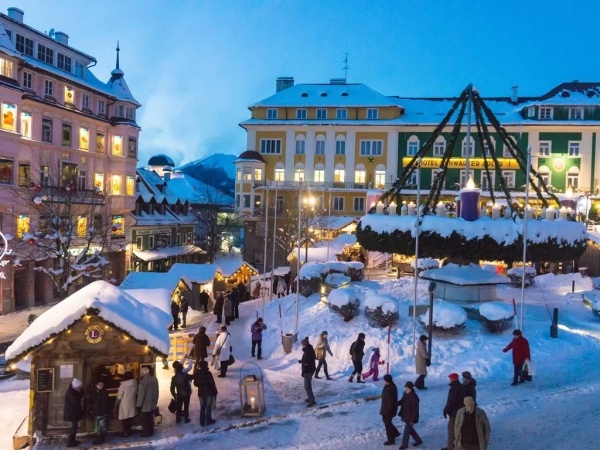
<box><xmin>454</xmin><ymin>396</ymin><xmax>491</xmax><ymax>450</ymax></box>
<box><xmin>461</xmin><ymin>371</ymin><xmax>477</xmax><ymax>403</ymax></box>
<box><xmin>414</xmin><ymin>335</ymin><xmax>430</xmax><ymax>390</ymax></box>
<box><xmin>314</xmin><ymin>331</ymin><xmax>334</xmax><ymax>380</ymax></box>
<box><xmin>90</xmin><ymin>379</ymin><xmax>111</xmax><ymax>445</ymax></box>
<box><xmin>64</xmin><ymin>378</ymin><xmax>84</xmax><ymax>447</ymax></box>
<box><xmin>251</xmin><ymin>317</ymin><xmax>267</xmax><ymax>360</ymax></box>
<box><xmin>348</xmin><ymin>332</ymin><xmax>366</xmax><ymax>383</ymax></box>
<box><xmin>298</xmin><ymin>336</ymin><xmax>317</xmax><ymax>406</ymax></box>
<box><xmin>502</xmin><ymin>329</ymin><xmax>531</xmax><ymax>386</ymax></box>
<box><xmin>170</xmin><ymin>356</ymin><xmax>194</xmax><ymax>423</ymax></box>
<box><xmin>380</xmin><ymin>374</ymin><xmax>400</xmax><ymax>445</ymax></box>
<box><xmin>442</xmin><ymin>373</ymin><xmax>467</xmax><ymax>450</ymax></box>
<box><xmin>362</xmin><ymin>347</ymin><xmax>385</xmax><ymax>381</ymax></box>
<box><xmin>397</xmin><ymin>380</ymin><xmax>423</xmax><ymax>449</ymax></box>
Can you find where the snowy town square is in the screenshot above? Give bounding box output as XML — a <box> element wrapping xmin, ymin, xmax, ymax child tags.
<box><xmin>3</xmin><ymin>1</ymin><xmax>600</xmax><ymax>450</ymax></box>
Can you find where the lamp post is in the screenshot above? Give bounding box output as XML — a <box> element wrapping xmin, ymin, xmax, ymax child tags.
<box><xmin>303</xmin><ymin>196</ymin><xmax>315</xmax><ymax>264</ymax></box>
<box><xmin>427</xmin><ymin>281</ymin><xmax>436</xmax><ymax>358</ymax></box>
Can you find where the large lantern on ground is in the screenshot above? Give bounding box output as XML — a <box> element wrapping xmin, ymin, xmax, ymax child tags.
<box><xmin>239</xmin><ymin>362</ymin><xmax>265</xmax><ymax>417</ymax></box>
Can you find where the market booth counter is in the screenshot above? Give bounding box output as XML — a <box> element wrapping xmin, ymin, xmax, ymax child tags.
<box><xmin>5</xmin><ymin>281</ymin><xmax>171</xmax><ymax>449</ymax></box>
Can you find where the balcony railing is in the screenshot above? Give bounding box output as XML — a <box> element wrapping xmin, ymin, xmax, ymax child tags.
<box><xmin>252</xmin><ymin>180</ymin><xmax>393</xmax><ymax>191</ymax></box>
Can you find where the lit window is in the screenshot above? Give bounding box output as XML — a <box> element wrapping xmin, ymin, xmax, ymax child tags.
<box><xmin>80</xmin><ymin>127</ymin><xmax>89</xmax><ymax>150</ymax></box>
<box><xmin>355</xmin><ymin>170</ymin><xmax>366</xmax><ymax>184</ymax></box>
<box><xmin>111</xmin><ymin>174</ymin><xmax>122</xmax><ymax>194</ymax></box>
<box><xmin>18</xmin><ymin>163</ymin><xmax>30</xmax><ymax>187</ymax></box>
<box><xmin>0</xmin><ymin>57</ymin><xmax>13</xmax><ymax>78</ymax></box>
<box><xmin>96</xmin><ymin>133</ymin><xmax>105</xmax><ymax>154</ymax></box>
<box><xmin>367</xmin><ymin>108</ymin><xmax>378</xmax><ymax>119</ymax></box>
<box><xmin>62</xmin><ymin>162</ymin><xmax>77</xmax><ymax>187</ymax></box>
<box><xmin>314</xmin><ymin>169</ymin><xmax>325</xmax><ymax>182</ymax></box>
<box><xmin>1</xmin><ymin>103</ymin><xmax>16</xmax><ymax>132</ymax></box>
<box><xmin>275</xmin><ymin>168</ymin><xmax>284</xmax><ymax>181</ymax></box>
<box><xmin>243</xmin><ymin>168</ymin><xmax>252</xmax><ymax>180</ymax></box>
<box><xmin>375</xmin><ymin>170</ymin><xmax>386</xmax><ymax>188</ymax></box>
<box><xmin>267</xmin><ymin>108</ymin><xmax>278</xmax><ymax>119</ymax></box>
<box><xmin>20</xmin><ymin>112</ymin><xmax>32</xmax><ymax>138</ymax></box>
<box><xmin>112</xmin><ymin>215</ymin><xmax>124</xmax><ymax>235</ymax></box>
<box><xmin>236</xmin><ymin>168</ymin><xmax>242</xmax><ymax>181</ymax></box>
<box><xmin>94</xmin><ymin>173</ymin><xmax>104</xmax><ymax>192</ymax></box>
<box><xmin>0</xmin><ymin>158</ymin><xmax>13</xmax><ymax>184</ymax></box>
<box><xmin>64</xmin><ymin>86</ymin><xmax>74</xmax><ymax>104</ymax></box>
<box><xmin>112</xmin><ymin>135</ymin><xmax>122</xmax><ymax>156</ymax></box>
<box><xmin>294</xmin><ymin>169</ymin><xmax>305</xmax><ymax>182</ymax></box>
<box><xmin>77</xmin><ymin>215</ymin><xmax>87</xmax><ymax>237</ymax></box>
<box><xmin>126</xmin><ymin>176</ymin><xmax>135</xmax><ymax>196</ymax></box>
<box><xmin>334</xmin><ymin>169</ymin><xmax>345</xmax><ymax>183</ymax></box>
<box><xmin>17</xmin><ymin>214</ymin><xmax>30</xmax><ymax>238</ymax></box>
<box><xmin>254</xmin><ymin>168</ymin><xmax>263</xmax><ymax>180</ymax></box>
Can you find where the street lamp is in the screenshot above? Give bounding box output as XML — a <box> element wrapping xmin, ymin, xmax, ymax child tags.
<box><xmin>427</xmin><ymin>281</ymin><xmax>436</xmax><ymax>359</ymax></box>
<box><xmin>303</xmin><ymin>196</ymin><xmax>315</xmax><ymax>264</ymax></box>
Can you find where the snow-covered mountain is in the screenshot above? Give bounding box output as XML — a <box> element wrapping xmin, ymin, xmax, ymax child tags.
<box><xmin>178</xmin><ymin>153</ymin><xmax>237</xmax><ymax>198</ymax></box>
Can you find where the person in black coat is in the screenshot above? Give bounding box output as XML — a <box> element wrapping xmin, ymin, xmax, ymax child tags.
<box><xmin>179</xmin><ymin>297</ymin><xmax>189</xmax><ymax>328</ymax></box>
<box><xmin>64</xmin><ymin>378</ymin><xmax>84</xmax><ymax>448</ymax></box>
<box><xmin>461</xmin><ymin>371</ymin><xmax>477</xmax><ymax>404</ymax></box>
<box><xmin>170</xmin><ymin>358</ymin><xmax>193</xmax><ymax>423</ymax></box>
<box><xmin>298</xmin><ymin>336</ymin><xmax>317</xmax><ymax>406</ymax></box>
<box><xmin>200</xmin><ymin>290</ymin><xmax>210</xmax><ymax>313</ymax></box>
<box><xmin>193</xmin><ymin>361</ymin><xmax>218</xmax><ymax>426</ymax></box>
<box><xmin>90</xmin><ymin>380</ymin><xmax>111</xmax><ymax>445</ymax></box>
<box><xmin>380</xmin><ymin>374</ymin><xmax>400</xmax><ymax>445</ymax></box>
<box><xmin>170</xmin><ymin>299</ymin><xmax>180</xmax><ymax>330</ymax></box>
<box><xmin>213</xmin><ymin>294</ymin><xmax>224</xmax><ymax>323</ymax></box>
<box><xmin>232</xmin><ymin>287</ymin><xmax>240</xmax><ymax>319</ymax></box>
<box><xmin>442</xmin><ymin>373</ymin><xmax>466</xmax><ymax>450</ymax></box>
<box><xmin>348</xmin><ymin>332</ymin><xmax>366</xmax><ymax>383</ymax></box>
<box><xmin>397</xmin><ymin>381</ymin><xmax>422</xmax><ymax>449</ymax></box>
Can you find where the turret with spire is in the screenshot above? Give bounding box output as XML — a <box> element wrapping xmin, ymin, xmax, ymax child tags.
<box><xmin>106</xmin><ymin>40</ymin><xmax>140</xmax><ymax>106</ymax></box>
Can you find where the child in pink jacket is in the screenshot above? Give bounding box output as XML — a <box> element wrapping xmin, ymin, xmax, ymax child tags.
<box><xmin>362</xmin><ymin>348</ymin><xmax>384</xmax><ymax>381</ymax></box>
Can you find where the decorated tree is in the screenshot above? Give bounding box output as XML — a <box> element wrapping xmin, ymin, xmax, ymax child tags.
<box><xmin>12</xmin><ymin>161</ymin><xmax>114</xmax><ymax>299</ymax></box>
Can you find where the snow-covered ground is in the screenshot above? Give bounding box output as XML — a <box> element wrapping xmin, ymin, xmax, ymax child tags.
<box><xmin>2</xmin><ymin>271</ymin><xmax>600</xmax><ymax>449</ymax></box>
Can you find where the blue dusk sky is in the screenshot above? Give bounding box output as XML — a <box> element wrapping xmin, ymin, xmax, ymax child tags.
<box><xmin>11</xmin><ymin>0</ymin><xmax>600</xmax><ymax>166</ymax></box>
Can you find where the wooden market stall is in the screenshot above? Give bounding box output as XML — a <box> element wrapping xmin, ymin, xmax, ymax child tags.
<box><xmin>5</xmin><ymin>281</ymin><xmax>171</xmax><ymax>447</ymax></box>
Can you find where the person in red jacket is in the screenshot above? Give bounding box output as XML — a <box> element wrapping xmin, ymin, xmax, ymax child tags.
<box><xmin>502</xmin><ymin>329</ymin><xmax>531</xmax><ymax>386</ymax></box>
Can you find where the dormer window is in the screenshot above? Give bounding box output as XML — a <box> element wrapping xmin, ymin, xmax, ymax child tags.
<box><xmin>296</xmin><ymin>108</ymin><xmax>307</xmax><ymax>119</ymax></box>
<box><xmin>316</xmin><ymin>108</ymin><xmax>327</xmax><ymax>119</ymax></box>
<box><xmin>336</xmin><ymin>108</ymin><xmax>347</xmax><ymax>119</ymax></box>
<box><xmin>15</xmin><ymin>34</ymin><xmax>33</xmax><ymax>57</ymax></box>
<box><xmin>539</xmin><ymin>107</ymin><xmax>553</xmax><ymax>120</ymax></box>
<box><xmin>569</xmin><ymin>107</ymin><xmax>583</xmax><ymax>120</ymax></box>
<box><xmin>37</xmin><ymin>44</ymin><xmax>54</xmax><ymax>65</ymax></box>
<box><xmin>367</xmin><ymin>108</ymin><xmax>378</xmax><ymax>119</ymax></box>
<box><xmin>267</xmin><ymin>108</ymin><xmax>278</xmax><ymax>119</ymax></box>
<box><xmin>126</xmin><ymin>107</ymin><xmax>135</xmax><ymax>120</ymax></box>
<box><xmin>57</xmin><ymin>53</ymin><xmax>72</xmax><ymax>73</ymax></box>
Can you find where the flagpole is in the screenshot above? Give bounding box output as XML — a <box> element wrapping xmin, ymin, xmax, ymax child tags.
<box><xmin>412</xmin><ymin>158</ymin><xmax>422</xmax><ymax>355</ymax></box>
<box><xmin>520</xmin><ymin>147</ymin><xmax>531</xmax><ymax>331</ymax></box>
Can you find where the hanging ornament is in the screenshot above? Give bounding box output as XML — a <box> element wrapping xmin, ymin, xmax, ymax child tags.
<box><xmin>27</xmin><ymin>238</ymin><xmax>36</xmax><ymax>246</ymax></box>
<box><xmin>28</xmin><ymin>181</ymin><xmax>36</xmax><ymax>188</ymax></box>
<box><xmin>35</xmin><ymin>186</ymin><xmax>41</xmax><ymax>193</ymax></box>
<box><xmin>111</xmin><ymin>226</ymin><xmax>118</xmax><ymax>232</ymax></box>
<box><xmin>33</xmin><ymin>197</ymin><xmax>42</xmax><ymax>206</ymax></box>
<box><xmin>66</xmin><ymin>182</ymin><xmax>73</xmax><ymax>192</ymax></box>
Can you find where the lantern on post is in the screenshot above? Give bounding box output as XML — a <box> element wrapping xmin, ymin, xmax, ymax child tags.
<box><xmin>239</xmin><ymin>362</ymin><xmax>265</xmax><ymax>417</ymax></box>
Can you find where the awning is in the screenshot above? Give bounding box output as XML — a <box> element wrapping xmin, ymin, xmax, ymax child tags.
<box><xmin>133</xmin><ymin>244</ymin><xmax>204</xmax><ymax>262</ymax></box>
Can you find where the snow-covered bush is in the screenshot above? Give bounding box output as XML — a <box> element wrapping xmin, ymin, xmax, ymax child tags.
<box><xmin>364</xmin><ymin>292</ymin><xmax>399</xmax><ymax>328</ymax></box>
<box><xmin>507</xmin><ymin>267</ymin><xmax>536</xmax><ymax>287</ymax></box>
<box><xmin>479</xmin><ymin>301</ymin><xmax>514</xmax><ymax>332</ymax></box>
<box><xmin>419</xmin><ymin>299</ymin><xmax>467</xmax><ymax>330</ymax></box>
<box><xmin>412</xmin><ymin>258</ymin><xmax>440</xmax><ymax>272</ymax></box>
<box><xmin>327</xmin><ymin>287</ymin><xmax>360</xmax><ymax>322</ymax></box>
<box><xmin>298</xmin><ymin>261</ymin><xmax>365</xmax><ymax>296</ymax></box>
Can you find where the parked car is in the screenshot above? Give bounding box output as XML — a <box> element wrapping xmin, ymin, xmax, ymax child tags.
<box><xmin>0</xmin><ymin>355</ymin><xmax>16</xmax><ymax>379</ymax></box>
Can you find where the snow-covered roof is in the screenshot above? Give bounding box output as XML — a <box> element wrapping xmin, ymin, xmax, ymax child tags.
<box><xmin>169</xmin><ymin>263</ymin><xmax>219</xmax><ymax>284</ymax></box>
<box><xmin>5</xmin><ymin>281</ymin><xmax>171</xmax><ymax>361</ymax></box>
<box><xmin>133</xmin><ymin>244</ymin><xmax>204</xmax><ymax>262</ymax></box>
<box><xmin>214</xmin><ymin>256</ymin><xmax>259</xmax><ymax>277</ymax></box>
<box><xmin>123</xmin><ymin>288</ymin><xmax>172</xmax><ymax>316</ymax></box>
<box><xmin>310</xmin><ymin>215</ymin><xmax>358</xmax><ymax>231</ymax></box>
<box><xmin>290</xmin><ymin>233</ymin><xmax>358</xmax><ymax>263</ymax></box>
<box><xmin>120</xmin><ymin>271</ymin><xmax>182</xmax><ymax>292</ymax></box>
<box><xmin>420</xmin><ymin>263</ymin><xmax>510</xmax><ymax>286</ymax></box>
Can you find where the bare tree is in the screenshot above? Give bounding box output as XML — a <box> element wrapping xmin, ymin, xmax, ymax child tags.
<box><xmin>12</xmin><ymin>156</ymin><xmax>115</xmax><ymax>299</ymax></box>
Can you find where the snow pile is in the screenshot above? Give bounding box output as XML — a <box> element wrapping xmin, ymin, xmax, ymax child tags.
<box><xmin>479</xmin><ymin>301</ymin><xmax>514</xmax><ymax>320</ymax></box>
<box><xmin>299</xmin><ymin>260</ymin><xmax>364</xmax><ymax>280</ymax></box>
<box><xmin>420</xmin><ymin>299</ymin><xmax>467</xmax><ymax>328</ymax></box>
<box><xmin>421</xmin><ymin>263</ymin><xmax>510</xmax><ymax>285</ymax></box>
<box><xmin>412</xmin><ymin>258</ymin><xmax>440</xmax><ymax>270</ymax></box>
<box><xmin>364</xmin><ymin>291</ymin><xmax>398</xmax><ymax>314</ymax></box>
<box><xmin>507</xmin><ymin>266</ymin><xmax>537</xmax><ymax>276</ymax></box>
<box><xmin>327</xmin><ymin>287</ymin><xmax>358</xmax><ymax>308</ymax></box>
<box><xmin>324</xmin><ymin>273</ymin><xmax>351</xmax><ymax>287</ymax></box>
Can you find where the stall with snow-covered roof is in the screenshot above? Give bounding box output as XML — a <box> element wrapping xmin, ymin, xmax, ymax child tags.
<box><xmin>120</xmin><ymin>270</ymin><xmax>191</xmax><ymax>310</ymax></box>
<box><xmin>168</xmin><ymin>263</ymin><xmax>219</xmax><ymax>309</ymax></box>
<box><xmin>213</xmin><ymin>257</ymin><xmax>259</xmax><ymax>299</ymax></box>
<box><xmin>4</xmin><ymin>281</ymin><xmax>170</xmax><ymax>439</ymax></box>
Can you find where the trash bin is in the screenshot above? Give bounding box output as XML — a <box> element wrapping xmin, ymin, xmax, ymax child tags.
<box><xmin>281</xmin><ymin>333</ymin><xmax>297</xmax><ymax>354</ymax></box>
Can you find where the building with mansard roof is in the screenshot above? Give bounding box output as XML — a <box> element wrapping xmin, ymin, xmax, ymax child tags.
<box><xmin>0</xmin><ymin>7</ymin><xmax>141</xmax><ymax>313</ymax></box>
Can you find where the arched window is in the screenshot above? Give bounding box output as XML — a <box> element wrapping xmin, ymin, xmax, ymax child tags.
<box><xmin>334</xmin><ymin>163</ymin><xmax>345</xmax><ymax>183</ymax></box>
<box><xmin>335</xmin><ymin>135</ymin><xmax>346</xmax><ymax>155</ymax></box>
<box><xmin>537</xmin><ymin>165</ymin><xmax>551</xmax><ymax>189</ymax></box>
<box><xmin>294</xmin><ymin>162</ymin><xmax>305</xmax><ymax>182</ymax></box>
<box><xmin>314</xmin><ymin>163</ymin><xmax>325</xmax><ymax>182</ymax></box>
<box><xmin>566</xmin><ymin>166</ymin><xmax>580</xmax><ymax>190</ymax></box>
<box><xmin>374</xmin><ymin>164</ymin><xmax>386</xmax><ymax>189</ymax></box>
<box><xmin>462</xmin><ymin>136</ymin><xmax>475</xmax><ymax>157</ymax></box>
<box><xmin>295</xmin><ymin>134</ymin><xmax>305</xmax><ymax>154</ymax></box>
<box><xmin>407</xmin><ymin>135</ymin><xmax>419</xmax><ymax>156</ymax></box>
<box><xmin>315</xmin><ymin>134</ymin><xmax>326</xmax><ymax>155</ymax></box>
<box><xmin>355</xmin><ymin>163</ymin><xmax>366</xmax><ymax>184</ymax></box>
<box><xmin>433</xmin><ymin>136</ymin><xmax>446</xmax><ymax>156</ymax></box>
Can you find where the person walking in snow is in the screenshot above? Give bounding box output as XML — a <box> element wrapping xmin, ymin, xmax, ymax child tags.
<box><xmin>136</xmin><ymin>366</ymin><xmax>159</xmax><ymax>438</ymax></box>
<box><xmin>362</xmin><ymin>347</ymin><xmax>385</xmax><ymax>381</ymax></box>
<box><xmin>179</xmin><ymin>297</ymin><xmax>189</xmax><ymax>328</ymax></box>
<box><xmin>461</xmin><ymin>371</ymin><xmax>477</xmax><ymax>403</ymax></box>
<box><xmin>348</xmin><ymin>332</ymin><xmax>366</xmax><ymax>383</ymax></box>
<box><xmin>192</xmin><ymin>326</ymin><xmax>211</xmax><ymax>369</ymax></box>
<box><xmin>454</xmin><ymin>396</ymin><xmax>491</xmax><ymax>450</ymax></box>
<box><xmin>442</xmin><ymin>373</ymin><xmax>467</xmax><ymax>450</ymax></box>
<box><xmin>170</xmin><ymin>299</ymin><xmax>180</xmax><ymax>330</ymax></box>
<box><xmin>277</xmin><ymin>280</ymin><xmax>287</xmax><ymax>298</ymax></box>
<box><xmin>252</xmin><ymin>281</ymin><xmax>261</xmax><ymax>299</ymax></box>
<box><xmin>213</xmin><ymin>324</ymin><xmax>232</xmax><ymax>377</ymax></box>
<box><xmin>214</xmin><ymin>294</ymin><xmax>224</xmax><ymax>324</ymax></box>
<box><xmin>284</xmin><ymin>271</ymin><xmax>291</xmax><ymax>295</ymax></box>
<box><xmin>502</xmin><ymin>329</ymin><xmax>531</xmax><ymax>385</ymax></box>
<box><xmin>170</xmin><ymin>356</ymin><xmax>194</xmax><ymax>423</ymax></box>
<box><xmin>380</xmin><ymin>374</ymin><xmax>400</xmax><ymax>446</ymax></box>
<box><xmin>64</xmin><ymin>378</ymin><xmax>84</xmax><ymax>448</ymax></box>
<box><xmin>414</xmin><ymin>334</ymin><xmax>430</xmax><ymax>390</ymax></box>
<box><xmin>193</xmin><ymin>361</ymin><xmax>218</xmax><ymax>426</ymax></box>
<box><xmin>224</xmin><ymin>293</ymin><xmax>234</xmax><ymax>325</ymax></box>
<box><xmin>397</xmin><ymin>381</ymin><xmax>422</xmax><ymax>449</ymax></box>
<box><xmin>298</xmin><ymin>336</ymin><xmax>317</xmax><ymax>406</ymax></box>
<box><xmin>314</xmin><ymin>331</ymin><xmax>334</xmax><ymax>380</ymax></box>
<box><xmin>232</xmin><ymin>286</ymin><xmax>241</xmax><ymax>319</ymax></box>
<box><xmin>251</xmin><ymin>317</ymin><xmax>267</xmax><ymax>359</ymax></box>
<box><xmin>114</xmin><ymin>371</ymin><xmax>137</xmax><ymax>437</ymax></box>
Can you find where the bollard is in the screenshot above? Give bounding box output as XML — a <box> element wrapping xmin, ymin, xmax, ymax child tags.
<box><xmin>572</xmin><ymin>280</ymin><xmax>575</xmax><ymax>293</ymax></box>
<box><xmin>550</xmin><ymin>307</ymin><xmax>558</xmax><ymax>338</ymax></box>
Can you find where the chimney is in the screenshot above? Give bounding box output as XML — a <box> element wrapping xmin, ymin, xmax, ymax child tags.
<box><xmin>511</xmin><ymin>86</ymin><xmax>518</xmax><ymax>103</ymax></box>
<box><xmin>276</xmin><ymin>77</ymin><xmax>294</xmax><ymax>93</ymax></box>
<box><xmin>163</xmin><ymin>167</ymin><xmax>171</xmax><ymax>182</ymax></box>
<box><xmin>7</xmin><ymin>7</ymin><xmax>24</xmax><ymax>23</ymax></box>
<box><xmin>54</xmin><ymin>31</ymin><xmax>69</xmax><ymax>46</ymax></box>
<box><xmin>330</xmin><ymin>78</ymin><xmax>346</xmax><ymax>85</ymax></box>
